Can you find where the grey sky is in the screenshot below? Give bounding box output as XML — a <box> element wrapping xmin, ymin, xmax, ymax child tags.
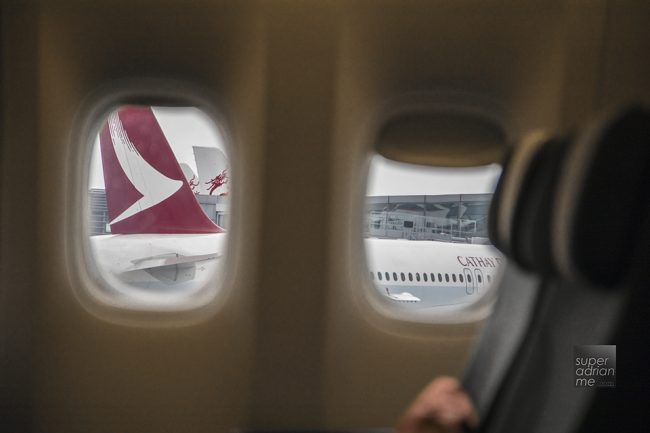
<box><xmin>367</xmin><ymin>156</ymin><xmax>501</xmax><ymax>196</ymax></box>
<box><xmin>90</xmin><ymin>107</ymin><xmax>502</xmax><ymax>195</ymax></box>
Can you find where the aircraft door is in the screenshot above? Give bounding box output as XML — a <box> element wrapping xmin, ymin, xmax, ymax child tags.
<box><xmin>464</xmin><ymin>268</ymin><xmax>474</xmax><ymax>294</ymax></box>
<box><xmin>474</xmin><ymin>269</ymin><xmax>485</xmax><ymax>293</ymax></box>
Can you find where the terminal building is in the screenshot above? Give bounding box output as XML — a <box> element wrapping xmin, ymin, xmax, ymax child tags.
<box><xmin>89</xmin><ymin>189</ymin><xmax>492</xmax><ymax>244</ymax></box>
<box><xmin>365</xmin><ymin>194</ymin><xmax>492</xmax><ymax>244</ymax></box>
<box><xmin>88</xmin><ymin>189</ymin><xmax>110</xmax><ymax>236</ymax></box>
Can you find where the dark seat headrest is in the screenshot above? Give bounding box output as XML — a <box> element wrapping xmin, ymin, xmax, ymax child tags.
<box><xmin>489</xmin><ymin>132</ymin><xmax>569</xmax><ymax>272</ymax></box>
<box><xmin>552</xmin><ymin>105</ymin><xmax>650</xmax><ymax>287</ymax></box>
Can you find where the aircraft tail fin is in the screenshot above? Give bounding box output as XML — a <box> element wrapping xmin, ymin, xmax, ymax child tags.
<box><xmin>193</xmin><ymin>146</ymin><xmax>229</xmax><ymax>196</ymax></box>
<box><xmin>98</xmin><ymin>106</ymin><xmax>224</xmax><ymax>234</ymax></box>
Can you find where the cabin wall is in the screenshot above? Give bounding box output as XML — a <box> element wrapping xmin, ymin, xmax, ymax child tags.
<box><xmin>326</xmin><ymin>0</ymin><xmax>584</xmax><ymax>426</ymax></box>
<box><xmin>1</xmin><ymin>2</ymin><xmax>40</xmax><ymax>430</ymax></box>
<box><xmin>31</xmin><ymin>1</ymin><xmax>266</xmax><ymax>432</ymax></box>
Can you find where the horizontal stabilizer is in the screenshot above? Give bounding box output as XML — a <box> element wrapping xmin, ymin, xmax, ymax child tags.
<box><xmin>126</xmin><ymin>252</ymin><xmax>220</xmax><ymax>273</ymax></box>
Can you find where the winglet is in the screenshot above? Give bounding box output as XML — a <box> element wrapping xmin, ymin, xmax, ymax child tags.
<box><xmin>99</xmin><ymin>106</ymin><xmax>224</xmax><ymax>234</ymax></box>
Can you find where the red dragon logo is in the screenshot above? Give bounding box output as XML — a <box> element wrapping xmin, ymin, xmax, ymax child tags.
<box><xmin>206</xmin><ymin>169</ymin><xmax>229</xmax><ymax>196</ymax></box>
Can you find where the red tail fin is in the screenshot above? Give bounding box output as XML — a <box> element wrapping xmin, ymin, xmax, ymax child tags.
<box><xmin>98</xmin><ymin>106</ymin><xmax>224</xmax><ymax>234</ymax></box>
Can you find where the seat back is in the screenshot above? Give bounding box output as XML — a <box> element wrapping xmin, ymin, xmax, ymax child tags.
<box><xmin>465</xmin><ymin>105</ymin><xmax>650</xmax><ymax>433</ymax></box>
<box><xmin>462</xmin><ymin>131</ymin><xmax>569</xmax><ymax>419</ymax></box>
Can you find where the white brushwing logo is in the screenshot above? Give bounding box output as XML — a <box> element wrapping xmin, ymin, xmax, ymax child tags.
<box><xmin>108</xmin><ymin>112</ymin><xmax>182</xmax><ymax>224</ymax></box>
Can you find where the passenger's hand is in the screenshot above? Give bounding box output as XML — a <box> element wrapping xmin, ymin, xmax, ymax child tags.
<box><xmin>396</xmin><ymin>376</ymin><xmax>479</xmax><ymax>433</ymax></box>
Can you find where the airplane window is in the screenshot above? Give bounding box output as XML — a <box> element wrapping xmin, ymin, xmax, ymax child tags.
<box><xmin>393</xmin><ymin>272</ymin><xmax>398</xmax><ymax>281</ymax></box>
<box><xmin>86</xmin><ymin>105</ymin><xmax>230</xmax><ymax>311</ymax></box>
<box><xmin>385</xmin><ymin>272</ymin><xmax>390</xmax><ymax>281</ymax></box>
<box><xmin>364</xmin><ymin>155</ymin><xmax>504</xmax><ymax>312</ymax></box>
<box><xmin>487</xmin><ymin>275</ymin><xmax>492</xmax><ymax>283</ymax></box>
<box><xmin>468</xmin><ymin>275</ymin><xmax>472</xmax><ymax>283</ymax></box>
<box><xmin>477</xmin><ymin>274</ymin><xmax>483</xmax><ymax>284</ymax></box>
<box><xmin>378</xmin><ymin>272</ymin><xmax>383</xmax><ymax>281</ymax></box>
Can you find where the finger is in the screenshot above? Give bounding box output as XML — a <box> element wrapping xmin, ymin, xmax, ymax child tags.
<box><xmin>397</xmin><ymin>413</ymin><xmax>461</xmax><ymax>433</ymax></box>
<box><xmin>425</xmin><ymin>389</ymin><xmax>478</xmax><ymax>429</ymax></box>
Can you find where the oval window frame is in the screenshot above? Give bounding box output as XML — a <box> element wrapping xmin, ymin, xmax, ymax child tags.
<box><xmin>65</xmin><ymin>79</ymin><xmax>240</xmax><ymax>327</ymax></box>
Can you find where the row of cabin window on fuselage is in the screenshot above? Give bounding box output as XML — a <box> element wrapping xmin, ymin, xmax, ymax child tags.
<box><xmin>369</xmin><ymin>271</ymin><xmax>491</xmax><ymax>285</ymax></box>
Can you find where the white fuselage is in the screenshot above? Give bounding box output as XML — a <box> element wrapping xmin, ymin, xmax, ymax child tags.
<box><xmin>89</xmin><ymin>233</ymin><xmax>227</xmax><ymax>292</ymax></box>
<box><xmin>89</xmin><ymin>234</ymin><xmax>502</xmax><ymax>308</ymax></box>
<box><xmin>365</xmin><ymin>238</ymin><xmax>504</xmax><ymax>308</ymax></box>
